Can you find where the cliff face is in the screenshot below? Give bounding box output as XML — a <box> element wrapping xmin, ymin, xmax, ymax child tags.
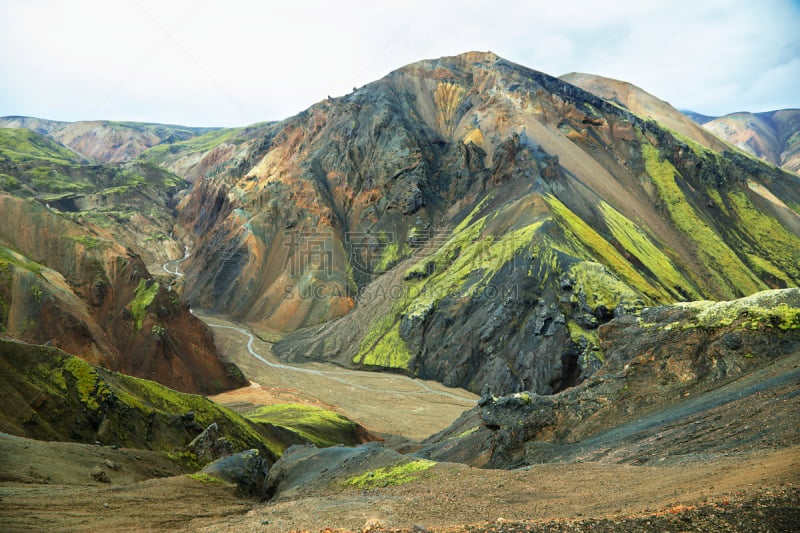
<box><xmin>167</xmin><ymin>52</ymin><xmax>800</xmax><ymax>396</ymax></box>
<box><xmin>0</xmin><ymin>193</ymin><xmax>245</xmax><ymax>394</ymax></box>
<box><xmin>420</xmin><ymin>289</ymin><xmax>800</xmax><ymax>469</ymax></box>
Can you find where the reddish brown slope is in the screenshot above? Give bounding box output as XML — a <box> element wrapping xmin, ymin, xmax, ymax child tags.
<box><xmin>0</xmin><ymin>194</ymin><xmax>245</xmax><ymax>394</ymax></box>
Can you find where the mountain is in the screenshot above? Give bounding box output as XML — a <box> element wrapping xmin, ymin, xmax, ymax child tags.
<box><xmin>1</xmin><ymin>50</ymin><xmax>799</xmax><ymax>532</ymax></box>
<box><xmin>682</xmin><ymin>110</ymin><xmax>716</xmax><ymax>125</ymax></box>
<box><xmin>697</xmin><ymin>110</ymin><xmax>800</xmax><ymax>174</ymax></box>
<box><xmin>164</xmin><ymin>51</ymin><xmax>800</xmax><ymax>396</ymax></box>
<box><xmin>560</xmin><ymin>75</ymin><xmax>800</xmax><ymax>176</ymax></box>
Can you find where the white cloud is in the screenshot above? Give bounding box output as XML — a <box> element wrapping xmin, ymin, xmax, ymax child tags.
<box><xmin>0</xmin><ymin>0</ymin><xmax>797</xmax><ymax>125</ymax></box>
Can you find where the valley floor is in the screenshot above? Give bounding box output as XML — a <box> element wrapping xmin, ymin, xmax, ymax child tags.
<box><xmin>201</xmin><ymin>311</ymin><xmax>478</xmax><ymax>441</ymax></box>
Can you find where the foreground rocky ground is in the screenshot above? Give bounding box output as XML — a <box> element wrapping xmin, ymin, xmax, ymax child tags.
<box><xmin>1</xmin><ymin>440</ymin><xmax>796</xmax><ymax>532</ymax></box>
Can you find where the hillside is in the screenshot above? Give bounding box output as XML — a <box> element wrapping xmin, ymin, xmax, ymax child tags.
<box><xmin>0</xmin><ymin>128</ymin><xmax>243</xmax><ymax>394</ymax></box>
<box><xmin>559</xmin><ymin>72</ymin><xmax>730</xmax><ymax>153</ymax></box>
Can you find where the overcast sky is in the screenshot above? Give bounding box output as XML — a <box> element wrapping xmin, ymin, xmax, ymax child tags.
<box><xmin>1</xmin><ymin>0</ymin><xmax>798</xmax><ymax>127</ymax></box>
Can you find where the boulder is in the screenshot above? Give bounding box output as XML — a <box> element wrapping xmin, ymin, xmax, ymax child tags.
<box><xmin>200</xmin><ymin>449</ymin><xmax>269</xmax><ymax>498</ymax></box>
<box><xmin>186</xmin><ymin>423</ymin><xmax>234</xmax><ymax>463</ymax></box>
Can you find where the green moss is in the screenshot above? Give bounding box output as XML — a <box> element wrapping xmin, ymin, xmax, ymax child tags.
<box><xmin>746</xmin><ymin>254</ymin><xmax>792</xmax><ymax>286</ymax></box>
<box><xmin>0</xmin><ymin>247</ymin><xmax>41</xmax><ymax>278</ymax></box>
<box><xmin>545</xmin><ymin>195</ymin><xmax>665</xmax><ymax>303</ymax></box>
<box><xmin>598</xmin><ymin>201</ymin><xmax>700</xmax><ymax>301</ymax></box>
<box><xmin>130</xmin><ymin>278</ymin><xmax>159</xmax><ymax>330</ymax></box>
<box><xmin>25</xmin><ymin>166</ymin><xmax>92</xmax><ymax>194</ymax></box>
<box><xmin>567</xmin><ymin>319</ymin><xmax>598</xmax><ymax>345</ymax></box>
<box><xmin>375</xmin><ymin>238</ymin><xmax>402</xmax><ymax>273</ymax></box>
<box><xmin>187</xmin><ymin>472</ymin><xmax>225</xmax><ymax>484</ymax></box>
<box><xmin>142</xmin><ymin>127</ymin><xmax>241</xmax><ymax>163</ymax></box>
<box><xmin>355</xmin><ymin>212</ymin><xmax>545</xmax><ymax>370</ymax></box>
<box><xmin>106</xmin><ymin>370</ymin><xmax>286</xmax><ymax>457</ymax></box>
<box><xmin>244</xmin><ymin>403</ymin><xmax>361</xmax><ymax>447</ymax></box>
<box><xmin>569</xmin><ymin>261</ymin><xmax>642</xmax><ymax>311</ymax></box>
<box><xmin>357</xmin><ymin>321</ymin><xmax>413</xmax><ymax>369</ymax></box>
<box><xmin>168</xmin><ymin>450</ymin><xmax>202</xmax><ymax>470</ymax></box>
<box><xmin>63</xmin><ymin>357</ymin><xmax>112</xmax><ymax>410</ymax></box>
<box><xmin>641</xmin><ymin>143</ymin><xmax>765</xmax><ymax>298</ymax></box>
<box><xmin>64</xmin><ymin>234</ymin><xmax>109</xmax><ymax>250</ymax></box>
<box><xmin>727</xmin><ymin>188</ymin><xmax>800</xmax><ymax>283</ymax></box>
<box><xmin>0</xmin><ymin>128</ymin><xmax>77</xmax><ymax>165</ymax></box>
<box><xmin>346</xmin><ymin>459</ymin><xmax>436</xmax><ymax>489</ymax></box>
<box><xmin>675</xmin><ymin>290</ymin><xmax>800</xmax><ymax>331</ymax></box>
<box><xmin>452</xmin><ymin>426</ymin><xmax>479</xmax><ymax>440</ymax></box>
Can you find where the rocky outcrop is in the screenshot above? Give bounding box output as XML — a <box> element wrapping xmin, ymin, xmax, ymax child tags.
<box><xmin>187</xmin><ymin>423</ymin><xmax>235</xmax><ymax>463</ymax></box>
<box><xmin>419</xmin><ymin>289</ymin><xmax>800</xmax><ymax>468</ymax></box>
<box><xmin>200</xmin><ymin>449</ymin><xmax>270</xmax><ymax>497</ymax></box>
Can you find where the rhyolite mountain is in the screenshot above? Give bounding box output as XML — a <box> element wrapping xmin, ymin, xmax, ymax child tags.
<box><xmin>561</xmin><ymin>73</ymin><xmax>800</xmax><ymax>176</ymax></box>
<box><xmin>154</xmin><ymin>51</ymin><xmax>800</xmax><ymax>396</ymax></box>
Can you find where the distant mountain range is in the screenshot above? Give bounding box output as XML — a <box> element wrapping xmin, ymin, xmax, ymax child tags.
<box><xmin>685</xmin><ymin>109</ymin><xmax>800</xmax><ymax>174</ymax></box>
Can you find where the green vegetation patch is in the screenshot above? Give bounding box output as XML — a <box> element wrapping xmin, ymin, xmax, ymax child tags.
<box><xmin>0</xmin><ymin>128</ymin><xmax>77</xmax><ymax>165</ymax></box>
<box><xmin>103</xmin><ymin>370</ymin><xmax>286</xmax><ymax>457</ymax></box>
<box><xmin>545</xmin><ymin>194</ymin><xmax>666</xmax><ymax>303</ymax></box>
<box><xmin>0</xmin><ymin>246</ymin><xmax>44</xmax><ymax>275</ymax></box>
<box><xmin>142</xmin><ymin>127</ymin><xmax>241</xmax><ymax>163</ymax></box>
<box><xmin>355</xmin><ymin>210</ymin><xmax>545</xmax><ymax>370</ymax></box>
<box><xmin>64</xmin><ymin>234</ymin><xmax>109</xmax><ymax>251</ymax></box>
<box><xmin>666</xmin><ymin>290</ymin><xmax>800</xmax><ymax>331</ymax></box>
<box><xmin>640</xmin><ymin>142</ymin><xmax>765</xmax><ymax>298</ymax></box>
<box><xmin>187</xmin><ymin>472</ymin><xmax>225</xmax><ymax>484</ymax></box>
<box><xmin>598</xmin><ymin>201</ymin><xmax>700</xmax><ymax>301</ymax></box>
<box><xmin>346</xmin><ymin>459</ymin><xmax>436</xmax><ymax>489</ymax></box>
<box><xmin>727</xmin><ymin>188</ymin><xmax>800</xmax><ymax>283</ymax></box>
<box><xmin>63</xmin><ymin>357</ymin><xmax>112</xmax><ymax>410</ymax></box>
<box><xmin>569</xmin><ymin>261</ymin><xmax>642</xmax><ymax>312</ymax></box>
<box><xmin>130</xmin><ymin>278</ymin><xmax>159</xmax><ymax>330</ymax></box>
<box><xmin>245</xmin><ymin>403</ymin><xmax>362</xmax><ymax>448</ymax></box>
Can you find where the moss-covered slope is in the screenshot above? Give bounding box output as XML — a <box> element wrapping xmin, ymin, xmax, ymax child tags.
<box><xmin>0</xmin><ymin>339</ymin><xmax>372</xmax><ymax>462</ymax></box>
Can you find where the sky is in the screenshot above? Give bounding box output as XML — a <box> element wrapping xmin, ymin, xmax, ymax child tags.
<box><xmin>1</xmin><ymin>0</ymin><xmax>798</xmax><ymax>127</ymax></box>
